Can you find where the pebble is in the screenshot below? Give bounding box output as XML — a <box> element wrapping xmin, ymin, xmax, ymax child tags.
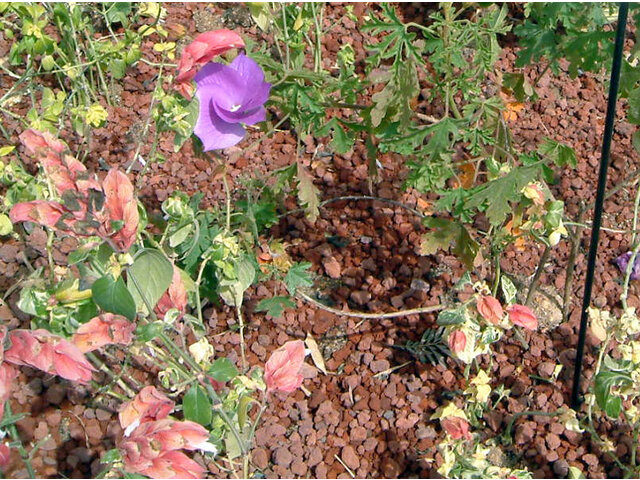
<box><xmin>553</xmin><ymin>459</ymin><xmax>570</xmax><ymax>477</ymax></box>
<box><xmin>370</xmin><ymin>359</ymin><xmax>390</xmax><ymax>373</ymax></box>
<box><xmin>273</xmin><ymin>446</ymin><xmax>293</xmax><ymax>468</ymax></box>
<box><xmin>341</xmin><ymin>445</ymin><xmax>360</xmax><ymax>470</ymax></box>
<box><xmin>252</xmin><ymin>448</ymin><xmax>269</xmax><ymax>470</ymax></box>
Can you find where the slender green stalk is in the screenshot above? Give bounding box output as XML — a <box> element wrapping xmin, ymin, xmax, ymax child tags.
<box><xmin>237</xmin><ymin>306</ymin><xmax>247</xmax><ymax>373</ymax></box>
<box><xmin>4</xmin><ymin>403</ymin><xmax>35</xmax><ymax>478</ymax></box>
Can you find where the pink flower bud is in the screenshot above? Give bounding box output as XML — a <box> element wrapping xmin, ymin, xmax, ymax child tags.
<box><xmin>99</xmin><ymin>169</ymin><xmax>139</xmax><ymax>252</ymax></box>
<box><xmin>476</xmin><ymin>295</ymin><xmax>504</xmax><ymax>325</ymax></box>
<box><xmin>507</xmin><ymin>304</ymin><xmax>538</xmax><ymax>330</ymax></box>
<box><xmin>121</xmin><ymin>419</ymin><xmax>214</xmax><ymax>479</ymax></box>
<box><xmin>448</xmin><ymin>329</ymin><xmax>467</xmax><ymax>354</ymax></box>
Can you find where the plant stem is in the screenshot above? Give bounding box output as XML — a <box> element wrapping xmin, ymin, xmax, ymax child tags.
<box><xmin>4</xmin><ymin>403</ymin><xmax>35</xmax><ymax>478</ymax></box>
<box><xmin>503</xmin><ymin>409</ymin><xmax>562</xmax><ymax>444</ymax></box>
<box><xmin>87</xmin><ymin>353</ymin><xmax>136</xmax><ymax>397</ymax></box>
<box><xmin>492</xmin><ymin>255</ymin><xmax>501</xmax><ymax>297</ymax></box>
<box><xmin>525</xmin><ymin>244</ymin><xmax>550</xmax><ymax>306</ymax></box>
<box><xmin>237</xmin><ymin>306</ymin><xmax>247</xmax><ymax>372</ymax></box>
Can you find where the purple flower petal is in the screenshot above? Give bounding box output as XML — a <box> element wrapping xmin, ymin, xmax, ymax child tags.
<box><xmin>616</xmin><ymin>251</ymin><xmax>640</xmax><ymax>280</ymax></box>
<box><xmin>193</xmin><ymin>54</ymin><xmax>270</xmax><ymax>150</ymax></box>
<box><xmin>194</xmin><ymin>94</ymin><xmax>245</xmax><ymax>151</ymax></box>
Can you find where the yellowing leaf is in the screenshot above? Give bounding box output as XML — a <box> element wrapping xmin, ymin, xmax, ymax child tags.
<box><xmin>457</xmin><ymin>161</ymin><xmax>476</xmax><ymax>189</ymax></box>
<box><xmin>0</xmin><ymin>145</ymin><xmax>15</xmax><ymax>157</ymax></box>
<box><xmin>588</xmin><ymin>307</ymin><xmax>608</xmax><ymax>342</ymax></box>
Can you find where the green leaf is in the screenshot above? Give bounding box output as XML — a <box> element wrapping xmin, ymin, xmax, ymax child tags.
<box><xmin>183</xmin><ymin>385</ymin><xmax>212</xmax><ymax>426</ymax></box>
<box><xmin>284</xmin><ymin>262</ymin><xmax>313</xmax><ymax>295</ymax></box>
<box><xmin>174</xmin><ymin>98</ymin><xmax>199</xmax><ymax>152</ymax></box>
<box><xmin>370</xmin><ymin>60</ymin><xmax>419</xmax><ymax>132</ymax></box>
<box><xmin>500</xmin><ymin>276</ymin><xmax>517</xmax><ymax>304</ymax></box>
<box><xmin>595</xmin><ymin>360</ymin><xmax>633</xmax><ymax>418</ymax></box>
<box><xmin>465</xmin><ymin>165</ymin><xmax>540</xmax><ymax>226</ymax></box>
<box><xmin>109</xmin><ymin>58</ymin><xmax>127</xmax><ymax>79</ymax></box>
<box><xmin>420</xmin><ymin>218</ymin><xmax>478</xmax><ymax>269</ymax></box>
<box><xmin>237</xmin><ymin>395</ymin><xmax>253</xmax><ymax>432</ymax></box>
<box><xmin>537</xmin><ymin>137</ymin><xmax>577</xmax><ymax>168</ymax></box>
<box><xmin>127</xmin><ymin>248</ymin><xmax>173</xmax><ymax>311</ymax></box>
<box><xmin>207</xmin><ymin>357</ymin><xmax>238</xmax><ymax>382</ymax></box>
<box><xmin>103</xmin><ymin>2</ymin><xmax>132</xmax><ymax>25</ymax></box>
<box><xmin>255</xmin><ymin>296</ymin><xmax>296</xmax><ymax>318</ymax></box>
<box><xmin>502</xmin><ymin>72</ymin><xmax>534</xmax><ymax>102</ymax></box>
<box><xmin>101</xmin><ymin>449</ymin><xmax>122</xmax><ymax>464</ymax></box>
<box><xmin>135</xmin><ymin>321</ymin><xmax>165</xmax><ymax>341</ymax></box>
<box><xmin>317</xmin><ymin>118</ymin><xmax>354</xmax><ymax>155</ymax></box>
<box><xmin>633</xmin><ymin>129</ymin><xmax>640</xmax><ymax>155</ymax></box>
<box><xmin>235</xmin><ymin>256</ymin><xmax>256</xmax><ymax>293</ymax></box>
<box><xmin>17</xmin><ymin>285</ymin><xmax>49</xmax><ymax>318</ymax></box>
<box><xmin>437</xmin><ymin>308</ymin><xmax>467</xmax><ymax>326</ymax></box>
<box><xmin>296</xmin><ymin>163</ymin><xmax>320</xmax><ymax>222</ymax></box>
<box><xmin>92</xmin><ymin>274</ymin><xmax>136</xmax><ymax>321</ymax></box>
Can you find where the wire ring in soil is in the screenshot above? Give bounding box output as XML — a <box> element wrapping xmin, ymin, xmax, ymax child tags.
<box><xmin>282</xmin><ymin>195</ymin><xmax>446</xmax><ymax>320</ymax></box>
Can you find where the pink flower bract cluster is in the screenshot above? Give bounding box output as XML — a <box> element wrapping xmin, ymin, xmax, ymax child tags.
<box><xmin>10</xmin><ymin>130</ymin><xmax>139</xmax><ymax>253</ymax></box>
<box><xmin>118</xmin><ymin>386</ymin><xmax>215</xmax><ymax>479</ymax></box>
<box><xmin>0</xmin><ymin>326</ymin><xmax>97</xmax><ymax>427</ymax></box>
<box><xmin>72</xmin><ymin>313</ymin><xmax>135</xmax><ymax>353</ymax></box>
<box><xmin>175</xmin><ymin>29</ymin><xmax>245</xmax><ymax>99</ymax></box>
<box><xmin>4</xmin><ymin>329</ymin><xmax>95</xmax><ymax>384</ymax></box>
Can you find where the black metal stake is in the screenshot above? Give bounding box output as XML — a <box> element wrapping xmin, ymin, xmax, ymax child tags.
<box><xmin>571</xmin><ymin>3</ymin><xmax>629</xmax><ymax>409</ymax></box>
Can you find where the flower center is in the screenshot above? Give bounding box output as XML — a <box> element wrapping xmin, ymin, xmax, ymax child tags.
<box><xmin>229</xmin><ymin>104</ymin><xmax>241</xmax><ymax>112</ymax></box>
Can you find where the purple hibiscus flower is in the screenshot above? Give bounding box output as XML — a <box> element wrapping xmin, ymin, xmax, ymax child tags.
<box><xmin>193</xmin><ymin>54</ymin><xmax>271</xmax><ymax>151</ymax></box>
<box><xmin>616</xmin><ymin>251</ymin><xmax>640</xmax><ymax>280</ymax></box>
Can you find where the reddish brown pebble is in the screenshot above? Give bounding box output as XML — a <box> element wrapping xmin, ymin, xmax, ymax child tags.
<box><xmin>323</xmin><ymin>256</ymin><xmax>342</xmax><ymax>279</ymax></box>
<box><xmin>341</xmin><ymin>445</ymin><xmax>360</xmax><ymax>470</ymax></box>
<box><xmin>273</xmin><ymin>446</ymin><xmax>293</xmax><ymax>468</ymax></box>
<box><xmin>252</xmin><ymin>448</ymin><xmax>269</xmax><ymax>470</ymax></box>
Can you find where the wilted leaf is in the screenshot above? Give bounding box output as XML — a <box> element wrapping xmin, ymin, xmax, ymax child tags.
<box><xmin>502</xmin><ymin>101</ymin><xmax>525</xmax><ymax>122</ymax></box>
<box><xmin>305</xmin><ymin>332</ymin><xmax>328</xmax><ymax>375</ymax></box>
<box><xmin>296</xmin><ymin>163</ymin><xmax>320</xmax><ymax>222</ymax></box>
<box><xmin>588</xmin><ymin>307</ymin><xmax>608</xmax><ymax>342</ymax></box>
